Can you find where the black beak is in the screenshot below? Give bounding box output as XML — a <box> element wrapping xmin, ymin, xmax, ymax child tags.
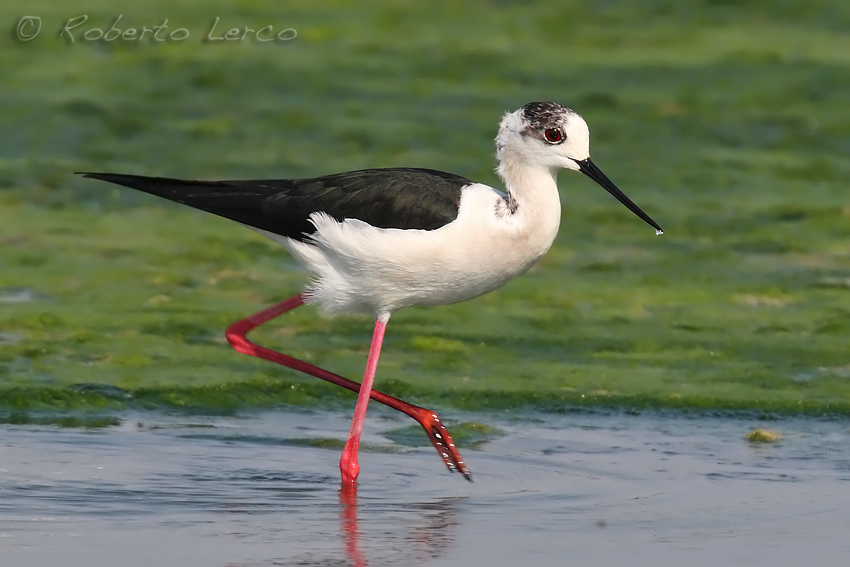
<box><xmin>574</xmin><ymin>158</ymin><xmax>663</xmax><ymax>235</ymax></box>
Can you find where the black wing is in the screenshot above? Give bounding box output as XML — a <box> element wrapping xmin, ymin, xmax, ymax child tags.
<box><xmin>78</xmin><ymin>168</ymin><xmax>471</xmax><ymax>242</ymax></box>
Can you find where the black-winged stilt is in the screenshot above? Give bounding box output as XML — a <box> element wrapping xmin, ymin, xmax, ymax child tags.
<box><xmin>79</xmin><ymin>102</ymin><xmax>662</xmax><ymax>488</ymax></box>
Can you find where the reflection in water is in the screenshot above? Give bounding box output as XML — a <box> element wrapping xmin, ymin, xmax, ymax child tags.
<box><xmin>338</xmin><ymin>485</ymin><xmax>461</xmax><ymax>567</ymax></box>
<box><xmin>403</xmin><ymin>498</ymin><xmax>462</xmax><ymax>562</ymax></box>
<box><xmin>6</xmin><ymin>412</ymin><xmax>849</xmax><ymax>566</ymax></box>
<box><xmin>340</xmin><ymin>486</ymin><xmax>366</xmax><ymax>567</ymax></box>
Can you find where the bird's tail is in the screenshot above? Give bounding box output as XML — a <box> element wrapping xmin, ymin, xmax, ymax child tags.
<box><xmin>76</xmin><ymin>172</ymin><xmax>300</xmax><ymax>237</ymax></box>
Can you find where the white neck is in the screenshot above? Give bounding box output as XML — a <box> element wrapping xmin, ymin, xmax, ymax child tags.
<box><xmin>497</xmin><ymin>151</ymin><xmax>562</xmax><ymax>233</ymax></box>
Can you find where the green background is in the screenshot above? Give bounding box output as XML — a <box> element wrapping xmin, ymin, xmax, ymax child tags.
<box><xmin>1</xmin><ymin>1</ymin><xmax>849</xmax><ymax>417</ymax></box>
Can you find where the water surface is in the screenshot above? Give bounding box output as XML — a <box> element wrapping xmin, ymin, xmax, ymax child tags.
<box><xmin>2</xmin><ymin>410</ymin><xmax>848</xmax><ymax>566</ymax></box>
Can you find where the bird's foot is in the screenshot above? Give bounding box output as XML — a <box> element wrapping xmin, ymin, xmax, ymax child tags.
<box><xmin>415</xmin><ymin>410</ymin><xmax>472</xmax><ymax>481</ymax></box>
<box><xmin>340</xmin><ymin>443</ymin><xmax>361</xmax><ymax>486</ymax></box>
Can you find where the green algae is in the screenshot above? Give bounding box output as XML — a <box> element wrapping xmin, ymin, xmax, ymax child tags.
<box><xmin>284</xmin><ymin>437</ymin><xmax>405</xmax><ymax>454</ymax></box>
<box><xmin>2</xmin><ymin>0</ymin><xmax>850</xmax><ymax>418</ymax></box>
<box><xmin>385</xmin><ymin>421</ymin><xmax>504</xmax><ymax>449</ymax></box>
<box><xmin>0</xmin><ymin>413</ymin><xmax>120</xmax><ymax>428</ymax></box>
<box><xmin>745</xmin><ymin>428</ymin><xmax>783</xmax><ymax>443</ymax></box>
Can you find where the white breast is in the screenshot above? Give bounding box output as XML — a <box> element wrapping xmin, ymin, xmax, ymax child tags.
<box><xmin>262</xmin><ymin>182</ymin><xmax>562</xmax><ymax>319</ymax></box>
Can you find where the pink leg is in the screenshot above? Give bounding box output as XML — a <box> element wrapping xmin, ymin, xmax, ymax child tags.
<box><xmin>339</xmin><ymin>317</ymin><xmax>387</xmax><ymax>486</ymax></box>
<box><xmin>225</xmin><ymin>294</ymin><xmax>471</xmax><ymax>480</ymax></box>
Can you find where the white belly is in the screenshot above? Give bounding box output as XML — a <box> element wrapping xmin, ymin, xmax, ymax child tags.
<box><xmin>265</xmin><ymin>183</ymin><xmax>561</xmax><ymax>319</ymax></box>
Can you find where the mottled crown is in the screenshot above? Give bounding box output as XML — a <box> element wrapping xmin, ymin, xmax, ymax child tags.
<box><xmin>521</xmin><ymin>102</ymin><xmax>575</xmax><ymax>131</ymax></box>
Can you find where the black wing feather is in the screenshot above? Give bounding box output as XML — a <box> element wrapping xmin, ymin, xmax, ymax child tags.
<box><xmin>78</xmin><ymin>168</ymin><xmax>470</xmax><ymax>242</ymax></box>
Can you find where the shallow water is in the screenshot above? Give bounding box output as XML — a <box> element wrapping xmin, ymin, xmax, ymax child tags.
<box><xmin>1</xmin><ymin>410</ymin><xmax>849</xmax><ymax>567</ymax></box>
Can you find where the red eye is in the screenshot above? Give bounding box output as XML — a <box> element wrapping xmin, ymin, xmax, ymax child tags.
<box><xmin>544</xmin><ymin>128</ymin><xmax>563</xmax><ymax>143</ymax></box>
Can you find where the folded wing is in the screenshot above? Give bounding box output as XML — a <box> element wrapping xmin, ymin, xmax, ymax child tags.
<box><xmin>79</xmin><ymin>168</ymin><xmax>470</xmax><ymax>242</ymax></box>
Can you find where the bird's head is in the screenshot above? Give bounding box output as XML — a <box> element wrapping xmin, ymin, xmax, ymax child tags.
<box><xmin>496</xmin><ymin>101</ymin><xmax>589</xmax><ymax>172</ymax></box>
<box><xmin>496</xmin><ymin>102</ymin><xmax>663</xmax><ymax>235</ymax></box>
